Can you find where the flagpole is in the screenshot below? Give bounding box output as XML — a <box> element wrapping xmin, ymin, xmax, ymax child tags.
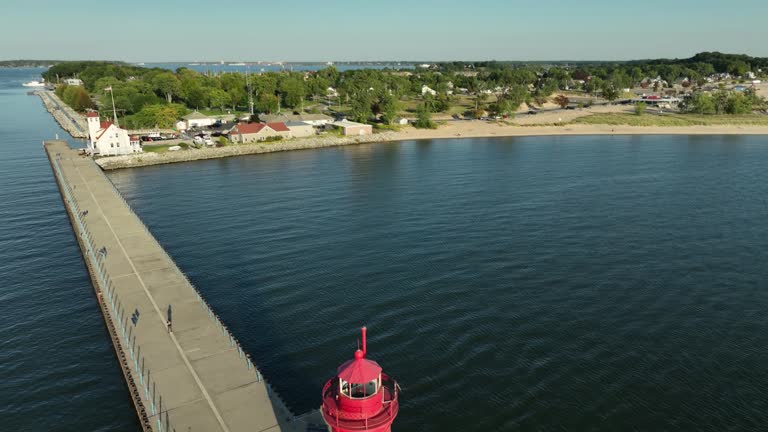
<box><xmin>107</xmin><ymin>87</ymin><xmax>119</xmax><ymax>127</ymax></box>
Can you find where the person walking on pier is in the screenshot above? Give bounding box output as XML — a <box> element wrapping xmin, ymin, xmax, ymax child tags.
<box><xmin>166</xmin><ymin>304</ymin><xmax>173</xmax><ymax>333</ymax></box>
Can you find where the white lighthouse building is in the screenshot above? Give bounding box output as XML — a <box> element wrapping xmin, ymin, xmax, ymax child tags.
<box><xmin>86</xmin><ymin>111</ymin><xmax>142</xmax><ymax>156</ymax></box>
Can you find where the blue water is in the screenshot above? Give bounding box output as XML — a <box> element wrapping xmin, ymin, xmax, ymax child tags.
<box><xmin>3</xmin><ymin>66</ymin><xmax>768</xmax><ymax>431</ymax></box>
<box><xmin>0</xmin><ymin>68</ymin><xmax>139</xmax><ymax>430</ymax></box>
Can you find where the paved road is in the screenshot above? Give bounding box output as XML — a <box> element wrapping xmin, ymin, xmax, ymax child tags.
<box><xmin>45</xmin><ymin>141</ymin><xmax>325</xmax><ymax>432</ymax></box>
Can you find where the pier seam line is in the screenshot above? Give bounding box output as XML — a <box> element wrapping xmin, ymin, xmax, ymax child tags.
<box><xmin>69</xmin><ymin>159</ymin><xmax>232</xmax><ymax>432</ymax></box>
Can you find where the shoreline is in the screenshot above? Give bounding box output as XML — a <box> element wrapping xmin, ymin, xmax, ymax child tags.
<box><xmin>95</xmin><ymin>122</ymin><xmax>768</xmax><ymax>171</ymax></box>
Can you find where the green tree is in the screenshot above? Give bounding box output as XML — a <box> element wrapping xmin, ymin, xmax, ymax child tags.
<box><xmin>71</xmin><ymin>87</ymin><xmax>93</xmax><ymax>111</ymax></box>
<box><xmin>685</xmin><ymin>93</ymin><xmax>716</xmax><ymax>114</ymax></box>
<box><xmin>280</xmin><ymin>76</ymin><xmax>306</xmax><ymax>109</ymax></box>
<box><xmin>347</xmin><ymin>87</ymin><xmax>374</xmax><ymax>123</ymax></box>
<box><xmin>219</xmin><ymin>73</ymin><xmax>245</xmax><ymax>96</ymax></box>
<box><xmin>256</xmin><ymin>93</ymin><xmax>279</xmax><ymax>114</ymax></box>
<box><xmin>128</xmin><ymin>103</ymin><xmax>188</xmax><ymax>128</ymax></box>
<box><xmin>61</xmin><ymin>85</ymin><xmax>93</xmax><ymax>111</ymax></box>
<box><xmin>151</xmin><ymin>72</ymin><xmax>182</xmax><ymax>103</ymax></box>
<box><xmin>208</xmin><ymin>88</ymin><xmax>230</xmax><ymax>112</ymax></box>
<box><xmin>728</xmin><ymin>60</ymin><xmax>750</xmax><ymax>77</ymax></box>
<box><xmin>713</xmin><ymin>91</ymin><xmax>729</xmax><ymax>114</ymax></box>
<box><xmin>492</xmin><ymin>98</ymin><xmax>515</xmax><ymax>116</ymax></box>
<box><xmin>585</xmin><ymin>77</ymin><xmax>603</xmax><ymax>96</ymax></box>
<box><xmin>379</xmin><ymin>94</ymin><xmax>401</xmax><ymax>125</ymax></box>
<box><xmin>725</xmin><ymin>92</ymin><xmax>752</xmax><ymax>114</ymax></box>
<box><xmin>602</xmin><ymin>84</ymin><xmax>620</xmax><ymax>102</ymax></box>
<box><xmin>414</xmin><ymin>104</ymin><xmax>436</xmax><ymax>129</ymax></box>
<box><xmin>185</xmin><ymin>85</ymin><xmax>209</xmax><ymax>110</ymax></box>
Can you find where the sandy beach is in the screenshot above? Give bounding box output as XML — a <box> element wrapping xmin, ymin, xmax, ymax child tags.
<box><xmin>395</xmin><ymin>120</ymin><xmax>768</xmax><ymax>140</ymax></box>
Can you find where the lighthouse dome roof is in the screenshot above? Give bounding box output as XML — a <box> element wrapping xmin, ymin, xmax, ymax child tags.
<box><xmin>337</xmin><ymin>355</ymin><xmax>382</xmax><ymax>384</ymax></box>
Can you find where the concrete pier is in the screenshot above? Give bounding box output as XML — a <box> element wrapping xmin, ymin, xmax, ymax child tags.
<box><xmin>44</xmin><ymin>141</ymin><xmax>326</xmax><ymax>432</ymax></box>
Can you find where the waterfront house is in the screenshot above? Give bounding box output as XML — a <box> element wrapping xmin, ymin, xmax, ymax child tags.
<box><xmin>183</xmin><ymin>111</ymin><xmax>215</xmax><ymax>129</ymax></box>
<box><xmin>421</xmin><ymin>85</ymin><xmax>437</xmax><ymax>96</ymax></box>
<box><xmin>285</xmin><ymin>121</ymin><xmax>316</xmax><ymax>138</ymax></box>
<box><xmin>65</xmin><ymin>78</ymin><xmax>84</xmax><ymax>86</ymax></box>
<box><xmin>229</xmin><ymin>122</ymin><xmax>290</xmax><ymax>143</ymax></box>
<box><xmin>86</xmin><ymin>111</ymin><xmax>142</xmax><ymax>156</ymax></box>
<box><xmin>330</xmin><ymin>119</ymin><xmax>373</xmax><ymax>136</ymax></box>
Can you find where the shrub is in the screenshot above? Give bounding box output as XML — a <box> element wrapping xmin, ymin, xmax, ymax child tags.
<box><xmin>634</xmin><ymin>102</ymin><xmax>647</xmax><ymax>116</ymax></box>
<box><xmin>553</xmin><ymin>94</ymin><xmax>570</xmax><ymax>109</ymax></box>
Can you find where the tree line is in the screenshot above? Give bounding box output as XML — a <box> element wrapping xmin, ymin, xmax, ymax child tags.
<box><xmin>42</xmin><ymin>52</ymin><xmax>768</xmax><ymax>128</ymax></box>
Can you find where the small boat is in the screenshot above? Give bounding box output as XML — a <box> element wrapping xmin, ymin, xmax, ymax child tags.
<box><xmin>22</xmin><ymin>79</ymin><xmax>46</xmax><ymax>87</ymax></box>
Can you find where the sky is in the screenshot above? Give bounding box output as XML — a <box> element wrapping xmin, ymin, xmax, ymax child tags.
<box><xmin>1</xmin><ymin>0</ymin><xmax>767</xmax><ymax>62</ymax></box>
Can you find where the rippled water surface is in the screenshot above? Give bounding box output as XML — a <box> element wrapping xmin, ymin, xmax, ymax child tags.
<box><xmin>4</xmin><ymin>66</ymin><xmax>768</xmax><ymax>431</ymax></box>
<box><xmin>109</xmin><ymin>134</ymin><xmax>768</xmax><ymax>431</ymax></box>
<box><xmin>0</xmin><ymin>68</ymin><xmax>138</xmax><ymax>430</ymax></box>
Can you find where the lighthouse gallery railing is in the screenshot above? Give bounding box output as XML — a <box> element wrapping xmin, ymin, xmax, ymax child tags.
<box><xmin>322</xmin><ymin>373</ymin><xmax>399</xmax><ymax>430</ymax></box>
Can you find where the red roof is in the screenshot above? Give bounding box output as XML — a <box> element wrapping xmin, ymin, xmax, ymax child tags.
<box><xmin>267</xmin><ymin>122</ymin><xmax>289</xmax><ymax>132</ymax></box>
<box><xmin>337</xmin><ymin>355</ymin><xmax>382</xmax><ymax>384</ymax></box>
<box><xmin>95</xmin><ymin>122</ymin><xmax>114</xmax><ymax>140</ymax></box>
<box><xmin>234</xmin><ymin>122</ymin><xmax>267</xmax><ymax>135</ymax></box>
<box><xmin>232</xmin><ymin>121</ymin><xmax>289</xmax><ymax>135</ymax></box>
<box><xmin>86</xmin><ymin>111</ymin><xmax>99</xmax><ymax>118</ymax></box>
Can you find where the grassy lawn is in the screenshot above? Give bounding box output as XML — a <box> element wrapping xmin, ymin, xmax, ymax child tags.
<box><xmin>573</xmin><ymin>113</ymin><xmax>768</xmax><ymax>127</ymax></box>
<box><xmin>398</xmin><ymin>94</ymin><xmax>475</xmax><ymax>118</ymax></box>
<box><xmin>142</xmin><ymin>143</ymin><xmax>189</xmax><ymax>153</ymax></box>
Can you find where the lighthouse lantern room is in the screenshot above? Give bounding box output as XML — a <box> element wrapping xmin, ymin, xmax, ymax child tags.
<box><xmin>321</xmin><ymin>327</ymin><xmax>399</xmax><ymax>432</ymax></box>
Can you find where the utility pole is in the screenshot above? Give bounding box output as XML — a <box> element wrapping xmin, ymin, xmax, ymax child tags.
<box><xmin>246</xmin><ymin>65</ymin><xmax>254</xmax><ymax>116</ymax></box>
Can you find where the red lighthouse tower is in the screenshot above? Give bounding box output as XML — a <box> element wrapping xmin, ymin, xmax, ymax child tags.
<box><xmin>321</xmin><ymin>327</ymin><xmax>399</xmax><ymax>432</ymax></box>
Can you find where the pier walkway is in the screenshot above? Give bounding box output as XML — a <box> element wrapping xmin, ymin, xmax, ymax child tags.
<box><xmin>44</xmin><ymin>141</ymin><xmax>325</xmax><ymax>432</ymax></box>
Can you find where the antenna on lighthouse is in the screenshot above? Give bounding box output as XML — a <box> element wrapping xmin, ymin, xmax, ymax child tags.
<box><xmin>361</xmin><ymin>326</ymin><xmax>367</xmax><ymax>356</ymax></box>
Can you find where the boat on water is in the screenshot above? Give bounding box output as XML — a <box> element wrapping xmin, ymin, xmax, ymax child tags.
<box><xmin>22</xmin><ymin>79</ymin><xmax>46</xmax><ymax>88</ymax></box>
